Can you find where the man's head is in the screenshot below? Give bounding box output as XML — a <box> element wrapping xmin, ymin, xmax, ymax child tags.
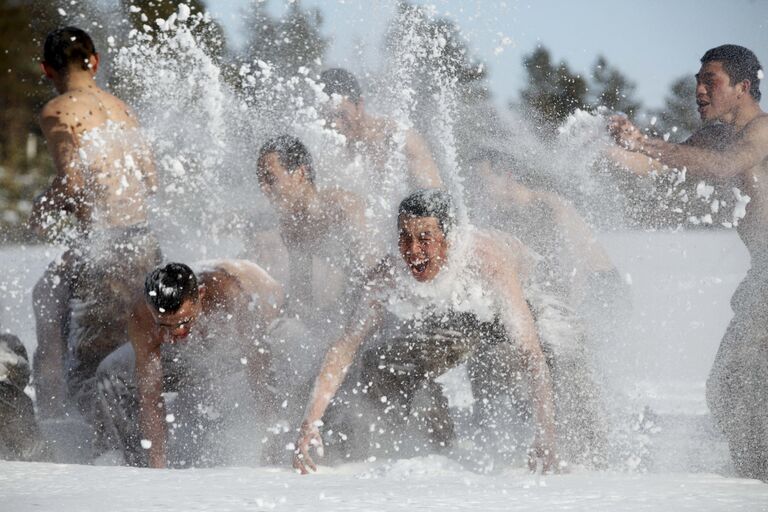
<box><xmin>696</xmin><ymin>45</ymin><xmax>762</xmax><ymax>122</ymax></box>
<box><xmin>42</xmin><ymin>27</ymin><xmax>99</xmax><ymax>85</ymax></box>
<box><xmin>257</xmin><ymin>135</ymin><xmax>315</xmax><ymax>207</ymax></box>
<box><xmin>398</xmin><ymin>189</ymin><xmax>455</xmax><ymax>282</ymax></box>
<box><xmin>144</xmin><ymin>263</ymin><xmax>203</xmax><ymax>341</ymax></box>
<box><xmin>319</xmin><ymin>68</ymin><xmax>364</xmax><ymax>139</ymax></box>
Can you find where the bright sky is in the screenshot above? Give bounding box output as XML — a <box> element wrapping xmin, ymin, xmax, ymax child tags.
<box><xmin>207</xmin><ymin>0</ymin><xmax>768</xmax><ymax>111</ymax></box>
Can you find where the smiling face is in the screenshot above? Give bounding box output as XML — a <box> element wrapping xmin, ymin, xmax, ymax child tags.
<box><xmin>150</xmin><ymin>296</ymin><xmax>202</xmax><ymax>343</ymax></box>
<box><xmin>695</xmin><ymin>61</ymin><xmax>745</xmax><ymax>123</ymax></box>
<box><xmin>398</xmin><ymin>215</ymin><xmax>450</xmax><ymax>282</ymax></box>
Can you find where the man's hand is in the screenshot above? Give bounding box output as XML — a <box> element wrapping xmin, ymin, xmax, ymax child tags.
<box><xmin>528</xmin><ymin>437</ymin><xmax>559</xmax><ymax>474</ymax></box>
<box><xmin>292</xmin><ymin>420</ymin><xmax>324</xmax><ymax>475</ymax></box>
<box><xmin>608</xmin><ymin>115</ymin><xmax>645</xmax><ymax>151</ymax></box>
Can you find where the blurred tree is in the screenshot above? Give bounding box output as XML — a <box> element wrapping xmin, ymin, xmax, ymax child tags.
<box><xmin>0</xmin><ymin>0</ymin><xmax>59</xmax><ymax>241</ymax></box>
<box><xmin>120</xmin><ymin>0</ymin><xmax>226</xmax><ymax>60</ymax></box>
<box><xmin>382</xmin><ymin>2</ymin><xmax>500</xmax><ymax>173</ymax></box>
<box><xmin>519</xmin><ymin>46</ymin><xmax>588</xmax><ymax>134</ymax></box>
<box><xmin>240</xmin><ymin>0</ymin><xmax>328</xmax><ymax>77</ymax></box>
<box><xmin>649</xmin><ymin>75</ymin><xmax>699</xmax><ymax>143</ymax></box>
<box><xmin>588</xmin><ymin>55</ymin><xmax>642</xmax><ymax>119</ymax></box>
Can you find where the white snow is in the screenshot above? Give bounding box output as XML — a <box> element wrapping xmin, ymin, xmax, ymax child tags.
<box><xmin>1</xmin><ymin>460</ymin><xmax>767</xmax><ymax>511</ymax></box>
<box><xmin>0</xmin><ymin>232</ymin><xmax>764</xmax><ymax>510</ymax></box>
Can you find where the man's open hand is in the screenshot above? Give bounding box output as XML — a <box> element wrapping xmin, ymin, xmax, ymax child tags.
<box><xmin>292</xmin><ymin>420</ymin><xmax>323</xmax><ymax>475</ymax></box>
<box><xmin>608</xmin><ymin>115</ymin><xmax>645</xmax><ymax>151</ymax></box>
<box><xmin>528</xmin><ymin>438</ymin><xmax>559</xmax><ymax>474</ymax></box>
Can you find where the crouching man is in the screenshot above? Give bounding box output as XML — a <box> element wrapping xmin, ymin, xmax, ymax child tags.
<box><xmin>95</xmin><ymin>261</ymin><xmax>283</xmax><ymax>468</ymax></box>
<box><xmin>292</xmin><ymin>190</ymin><xmax>604</xmax><ymax>474</ymax></box>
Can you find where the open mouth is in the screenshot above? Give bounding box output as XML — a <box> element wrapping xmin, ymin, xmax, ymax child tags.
<box><xmin>696</xmin><ymin>99</ymin><xmax>710</xmax><ymax>113</ymax></box>
<box><xmin>409</xmin><ymin>259</ymin><xmax>429</xmax><ymax>276</ymax></box>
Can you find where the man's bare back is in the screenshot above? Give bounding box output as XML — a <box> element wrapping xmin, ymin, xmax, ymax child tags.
<box><xmin>38</xmin><ymin>87</ymin><xmax>155</xmax><ymax>229</ymax></box>
<box><xmin>33</xmin><ymin>28</ymin><xmax>155</xmax><ymax>232</ymax></box>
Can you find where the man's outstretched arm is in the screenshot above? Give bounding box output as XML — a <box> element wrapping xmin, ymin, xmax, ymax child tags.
<box><xmin>482</xmin><ymin>243</ymin><xmax>558</xmax><ymax>472</ymax></box>
<box><xmin>609</xmin><ymin>115</ymin><xmax>768</xmax><ymax>178</ymax></box>
<box><xmin>293</xmin><ymin>307</ymin><xmax>380</xmax><ymax>474</ymax></box>
<box><xmin>132</xmin><ymin>327</ymin><xmax>167</xmax><ymax>469</ymax></box>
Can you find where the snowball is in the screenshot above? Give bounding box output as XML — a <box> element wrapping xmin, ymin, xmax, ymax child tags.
<box><xmin>177</xmin><ymin>4</ymin><xmax>191</xmax><ymax>22</ymax></box>
<box><xmin>58</xmin><ymin>8</ymin><xmax>67</xmax><ymax>16</ymax></box>
<box><xmin>140</xmin><ymin>439</ymin><xmax>152</xmax><ymax>449</ymax></box>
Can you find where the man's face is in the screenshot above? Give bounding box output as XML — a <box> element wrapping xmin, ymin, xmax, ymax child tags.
<box><xmin>695</xmin><ymin>61</ymin><xmax>743</xmax><ymax>123</ymax></box>
<box><xmin>325</xmin><ymin>96</ymin><xmax>362</xmax><ymax>140</ymax></box>
<box><xmin>151</xmin><ymin>297</ymin><xmax>202</xmax><ymax>343</ymax></box>
<box><xmin>398</xmin><ymin>216</ymin><xmax>449</xmax><ymax>282</ymax></box>
<box><xmin>258</xmin><ymin>152</ymin><xmax>308</xmax><ymax>208</ymax></box>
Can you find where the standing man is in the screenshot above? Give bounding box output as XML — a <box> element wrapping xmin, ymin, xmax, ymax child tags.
<box><xmin>30</xmin><ymin>27</ymin><xmax>160</xmax><ymax>425</ymax></box>
<box><xmin>95</xmin><ymin>261</ymin><xmax>284</xmax><ymax>468</ymax></box>
<box><xmin>609</xmin><ymin>45</ymin><xmax>768</xmax><ymax>480</ymax></box>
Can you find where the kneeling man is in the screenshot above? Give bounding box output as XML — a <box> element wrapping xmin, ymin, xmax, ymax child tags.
<box><xmin>292</xmin><ymin>190</ymin><xmax>603</xmax><ymax>474</ymax></box>
<box><xmin>96</xmin><ymin>260</ymin><xmax>283</xmax><ymax>468</ymax></box>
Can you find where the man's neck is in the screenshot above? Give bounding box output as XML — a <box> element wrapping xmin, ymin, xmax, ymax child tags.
<box><xmin>282</xmin><ymin>186</ymin><xmax>318</xmax><ymax>218</ymax></box>
<box><xmin>57</xmin><ymin>71</ymin><xmax>97</xmax><ymax>94</ymax></box>
<box><xmin>725</xmin><ymin>101</ymin><xmax>763</xmax><ymax>131</ymax></box>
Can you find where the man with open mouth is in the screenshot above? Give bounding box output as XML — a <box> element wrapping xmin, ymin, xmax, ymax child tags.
<box><xmin>292</xmin><ymin>189</ymin><xmax>605</xmax><ymax>475</ymax></box>
<box><xmin>608</xmin><ymin>45</ymin><xmax>768</xmax><ymax>480</ymax></box>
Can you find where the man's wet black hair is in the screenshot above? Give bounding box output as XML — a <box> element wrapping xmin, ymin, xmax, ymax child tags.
<box><xmin>701</xmin><ymin>45</ymin><xmax>762</xmax><ymax>102</ymax></box>
<box><xmin>144</xmin><ymin>263</ymin><xmax>199</xmax><ymax>314</ymax></box>
<box><xmin>257</xmin><ymin>135</ymin><xmax>315</xmax><ymax>185</ymax></box>
<box><xmin>398</xmin><ymin>189</ymin><xmax>456</xmax><ymax>235</ymax></box>
<box><xmin>319</xmin><ymin>68</ymin><xmax>362</xmax><ymax>104</ymax></box>
<box><xmin>43</xmin><ymin>27</ymin><xmax>97</xmax><ymax>73</ymax></box>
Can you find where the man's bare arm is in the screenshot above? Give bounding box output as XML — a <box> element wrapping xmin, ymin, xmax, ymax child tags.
<box><xmin>604</xmin><ymin>145</ymin><xmax>667</xmax><ymax>176</ymax></box>
<box><xmin>293</xmin><ymin>305</ymin><xmax>380</xmax><ymax>474</ymax></box>
<box><xmin>482</xmin><ymin>242</ymin><xmax>557</xmax><ymax>471</ymax></box>
<box><xmin>132</xmin><ymin>322</ymin><xmax>167</xmax><ymax>469</ymax></box>
<box><xmin>610</xmin><ymin>115</ymin><xmax>768</xmax><ymax>178</ymax></box>
<box><xmin>405</xmin><ymin>130</ymin><xmax>444</xmax><ymax>188</ymax></box>
<box><xmin>30</xmin><ymin>103</ymin><xmax>85</xmax><ymax>231</ymax></box>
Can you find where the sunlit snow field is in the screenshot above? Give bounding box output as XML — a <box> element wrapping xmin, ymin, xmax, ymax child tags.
<box><xmin>2</xmin><ymin>230</ymin><xmax>768</xmax><ymax>511</ymax></box>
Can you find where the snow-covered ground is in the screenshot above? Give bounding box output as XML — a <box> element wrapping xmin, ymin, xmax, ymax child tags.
<box><xmin>2</xmin><ymin>230</ymin><xmax>767</xmax><ymax>511</ymax></box>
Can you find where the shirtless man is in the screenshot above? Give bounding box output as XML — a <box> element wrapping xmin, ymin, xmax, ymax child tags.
<box><xmin>255</xmin><ymin>135</ymin><xmax>370</xmax><ymax>317</ymax></box>
<box><xmin>318</xmin><ymin>67</ymin><xmax>443</xmax><ymax>190</ymax></box>
<box><xmin>30</xmin><ymin>27</ymin><xmax>160</xmax><ymax>423</ymax></box>
<box><xmin>609</xmin><ymin>45</ymin><xmax>768</xmax><ymax>480</ymax></box>
<box><xmin>95</xmin><ymin>261</ymin><xmax>283</xmax><ymax>468</ymax></box>
<box><xmin>292</xmin><ymin>190</ymin><xmax>604</xmax><ymax>474</ymax></box>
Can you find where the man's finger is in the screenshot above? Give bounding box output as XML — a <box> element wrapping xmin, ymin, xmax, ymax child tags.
<box><xmin>301</xmin><ymin>444</ymin><xmax>317</xmax><ymax>472</ymax></box>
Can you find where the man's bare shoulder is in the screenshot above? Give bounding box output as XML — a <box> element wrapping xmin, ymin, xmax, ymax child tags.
<box><xmin>198</xmin><ymin>259</ymin><xmax>278</xmax><ymax>293</ymax></box>
<box><xmin>742</xmin><ymin>113</ymin><xmax>768</xmax><ymax>137</ymax></box>
<box><xmin>321</xmin><ymin>187</ymin><xmax>364</xmax><ymax>216</ymax></box>
<box><xmin>129</xmin><ymin>298</ymin><xmax>159</xmax><ymax>352</ymax></box>
<box><xmin>469</xmin><ymin>227</ymin><xmax>537</xmax><ymax>280</ymax></box>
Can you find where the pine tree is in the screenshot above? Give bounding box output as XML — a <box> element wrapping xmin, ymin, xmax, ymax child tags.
<box><xmin>240</xmin><ymin>0</ymin><xmax>328</xmax><ymax>78</ymax></box>
<box><xmin>0</xmin><ymin>0</ymin><xmax>59</xmax><ymax>239</ymax></box>
<box><xmin>120</xmin><ymin>0</ymin><xmax>226</xmax><ymax>59</ymax></box>
<box><xmin>650</xmin><ymin>75</ymin><xmax>699</xmax><ymax>143</ymax></box>
<box><xmin>519</xmin><ymin>46</ymin><xmax>588</xmax><ymax>134</ymax></box>
<box><xmin>588</xmin><ymin>55</ymin><xmax>642</xmax><ymax>119</ymax></box>
<box><xmin>382</xmin><ymin>2</ymin><xmax>498</xmax><ymax>170</ymax></box>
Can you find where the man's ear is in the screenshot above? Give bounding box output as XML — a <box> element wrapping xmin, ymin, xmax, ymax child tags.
<box><xmin>40</xmin><ymin>62</ymin><xmax>56</xmax><ymax>80</ymax></box>
<box><xmin>88</xmin><ymin>53</ymin><xmax>100</xmax><ymax>74</ymax></box>
<box><xmin>197</xmin><ymin>284</ymin><xmax>207</xmax><ymax>302</ymax></box>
